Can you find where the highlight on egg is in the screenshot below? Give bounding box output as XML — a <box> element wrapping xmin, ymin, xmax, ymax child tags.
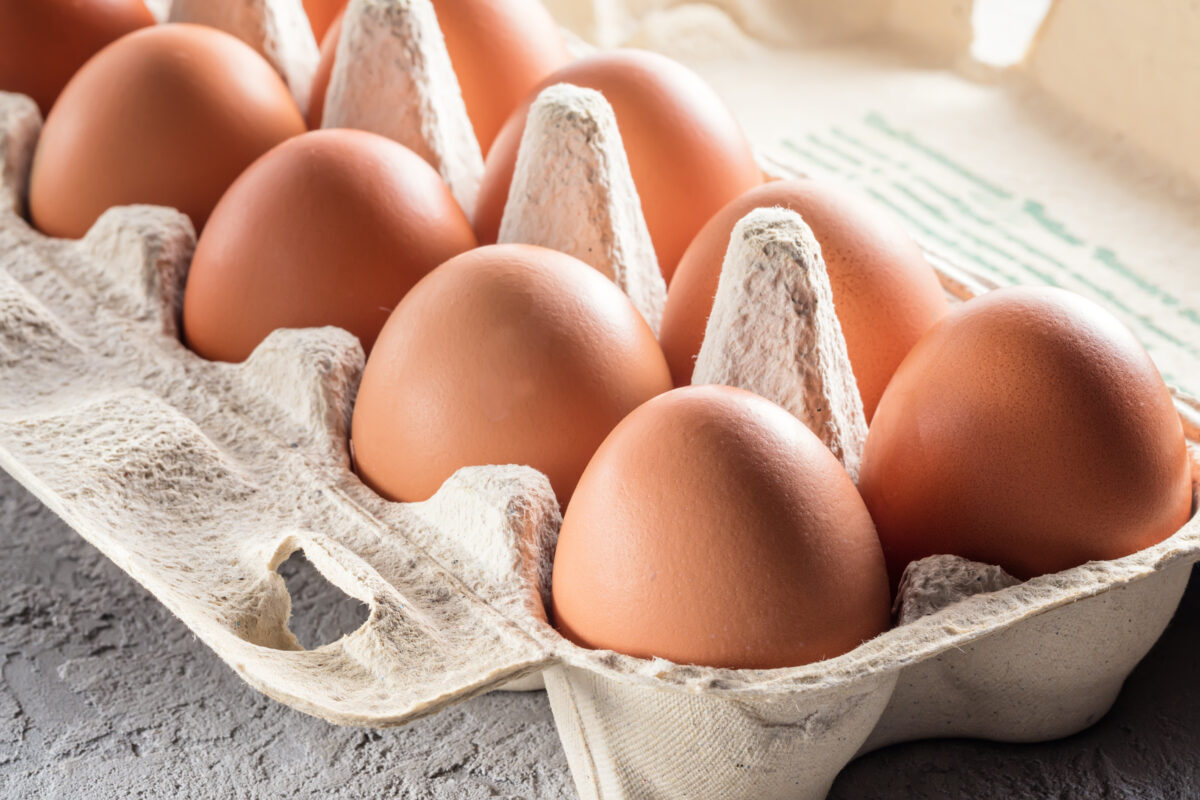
<box><xmin>858</xmin><ymin>285</ymin><xmax>1194</xmax><ymax>585</ymax></box>
<box><xmin>474</xmin><ymin>49</ymin><xmax>764</xmax><ymax>281</ymax></box>
<box><xmin>182</xmin><ymin>128</ymin><xmax>477</xmax><ymax>363</ymax></box>
<box><xmin>0</xmin><ymin>0</ymin><xmax>155</xmax><ymax>116</ymax></box>
<box><xmin>306</xmin><ymin>0</ymin><xmax>570</xmax><ymax>153</ymax></box>
<box><xmin>350</xmin><ymin>244</ymin><xmax>673</xmax><ymax>506</ymax></box>
<box><xmin>29</xmin><ymin>23</ymin><xmax>306</xmax><ymax>238</ymax></box>
<box><xmin>552</xmin><ymin>384</ymin><xmax>892</xmax><ymax>670</ymax></box>
<box><xmin>660</xmin><ymin>178</ymin><xmax>950</xmax><ymax>419</ymax></box>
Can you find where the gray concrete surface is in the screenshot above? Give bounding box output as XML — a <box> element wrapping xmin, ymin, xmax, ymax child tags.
<box><xmin>0</xmin><ymin>467</ymin><xmax>1196</xmax><ymax>799</ymax></box>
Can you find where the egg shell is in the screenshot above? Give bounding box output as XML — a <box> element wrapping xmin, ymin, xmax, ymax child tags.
<box><xmin>351</xmin><ymin>243</ymin><xmax>673</xmax><ymax>505</ymax></box>
<box><xmin>303</xmin><ymin>0</ymin><xmax>347</xmax><ymax>42</ymax></box>
<box><xmin>662</xmin><ymin>178</ymin><xmax>950</xmax><ymax>419</ymax></box>
<box><xmin>0</xmin><ymin>0</ymin><xmax>155</xmax><ymax>117</ymax></box>
<box><xmin>474</xmin><ymin>49</ymin><xmax>763</xmax><ymax>282</ymax></box>
<box><xmin>306</xmin><ymin>10</ymin><xmax>343</xmax><ymax>129</ymax></box>
<box><xmin>29</xmin><ymin>23</ymin><xmax>306</xmax><ymax>238</ymax></box>
<box><xmin>859</xmin><ymin>285</ymin><xmax>1194</xmax><ymax>584</ymax></box>
<box><xmin>308</xmin><ymin>0</ymin><xmax>569</xmax><ymax>153</ymax></box>
<box><xmin>1</xmin><ymin>53</ymin><xmax>1199</xmax><ymax>799</ymax></box>
<box><xmin>182</xmin><ymin>129</ymin><xmax>476</xmax><ymax>363</ymax></box>
<box><xmin>431</xmin><ymin>0</ymin><xmax>571</xmax><ymax>153</ymax></box>
<box><xmin>552</xmin><ymin>384</ymin><xmax>892</xmax><ymax>670</ymax></box>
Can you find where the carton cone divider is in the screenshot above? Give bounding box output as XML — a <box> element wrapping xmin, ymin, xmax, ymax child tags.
<box><xmin>693</xmin><ymin>207</ymin><xmax>868</xmax><ymax>482</ymax></box>
<box><xmin>499</xmin><ymin>83</ymin><xmax>667</xmax><ymax>334</ymax></box>
<box><xmin>321</xmin><ymin>0</ymin><xmax>484</xmax><ymax>220</ymax></box>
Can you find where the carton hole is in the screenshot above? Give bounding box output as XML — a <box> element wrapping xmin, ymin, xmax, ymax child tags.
<box><xmin>970</xmin><ymin>0</ymin><xmax>1053</xmax><ymax>67</ymax></box>
<box><xmin>277</xmin><ymin>550</ymin><xmax>370</xmax><ymax>650</ymax></box>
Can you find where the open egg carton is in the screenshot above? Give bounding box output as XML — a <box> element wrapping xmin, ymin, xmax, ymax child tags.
<box><xmin>2</xmin><ymin>1</ymin><xmax>1199</xmax><ymax>798</ymax></box>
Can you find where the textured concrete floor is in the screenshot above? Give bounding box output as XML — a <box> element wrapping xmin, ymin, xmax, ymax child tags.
<box><xmin>1</xmin><ymin>467</ymin><xmax>1197</xmax><ymax>799</ymax></box>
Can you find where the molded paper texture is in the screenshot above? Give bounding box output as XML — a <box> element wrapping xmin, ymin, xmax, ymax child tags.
<box><xmin>3</xmin><ymin>2</ymin><xmax>1200</xmax><ymax>795</ymax></box>
<box><xmin>2</xmin><ymin>86</ymin><xmax>1199</xmax><ymax>800</ymax></box>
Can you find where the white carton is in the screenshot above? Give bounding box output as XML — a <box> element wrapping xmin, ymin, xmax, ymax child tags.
<box><xmin>1</xmin><ymin>1</ymin><xmax>1198</xmax><ymax>798</ymax></box>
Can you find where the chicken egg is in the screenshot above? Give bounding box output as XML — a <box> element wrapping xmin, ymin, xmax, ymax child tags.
<box><xmin>0</xmin><ymin>0</ymin><xmax>155</xmax><ymax>116</ymax></box>
<box><xmin>859</xmin><ymin>286</ymin><xmax>1194</xmax><ymax>584</ymax></box>
<box><xmin>29</xmin><ymin>24</ymin><xmax>306</xmax><ymax>238</ymax></box>
<box><xmin>474</xmin><ymin>49</ymin><xmax>763</xmax><ymax>281</ymax></box>
<box><xmin>351</xmin><ymin>244</ymin><xmax>673</xmax><ymax>505</ymax></box>
<box><xmin>183</xmin><ymin>129</ymin><xmax>477</xmax><ymax>362</ymax></box>
<box><xmin>660</xmin><ymin>178</ymin><xmax>949</xmax><ymax>419</ymax></box>
<box><xmin>303</xmin><ymin>0</ymin><xmax>346</xmax><ymax>42</ymax></box>
<box><xmin>552</xmin><ymin>384</ymin><xmax>891</xmax><ymax>669</ymax></box>
<box><xmin>306</xmin><ymin>10</ymin><xmax>343</xmax><ymax>129</ymax></box>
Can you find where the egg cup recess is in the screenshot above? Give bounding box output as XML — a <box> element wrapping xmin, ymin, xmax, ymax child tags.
<box><xmin>2</xmin><ymin>2</ymin><xmax>1200</xmax><ymax>800</ymax></box>
<box><xmin>1</xmin><ymin>85</ymin><xmax>568</xmax><ymax>723</ymax></box>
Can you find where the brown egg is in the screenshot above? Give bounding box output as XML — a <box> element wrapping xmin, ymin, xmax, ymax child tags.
<box><xmin>0</xmin><ymin>0</ymin><xmax>155</xmax><ymax>116</ymax></box>
<box><xmin>302</xmin><ymin>0</ymin><xmax>346</xmax><ymax>42</ymax></box>
<box><xmin>183</xmin><ymin>129</ymin><xmax>476</xmax><ymax>362</ymax></box>
<box><xmin>431</xmin><ymin>0</ymin><xmax>570</xmax><ymax>153</ymax></box>
<box><xmin>859</xmin><ymin>286</ymin><xmax>1194</xmax><ymax>585</ymax></box>
<box><xmin>660</xmin><ymin>179</ymin><xmax>950</xmax><ymax>419</ymax></box>
<box><xmin>306</xmin><ymin>0</ymin><xmax>570</xmax><ymax>153</ymax></box>
<box><xmin>306</xmin><ymin>10</ymin><xmax>342</xmax><ymax>129</ymax></box>
<box><xmin>29</xmin><ymin>24</ymin><xmax>305</xmax><ymax>238</ymax></box>
<box><xmin>351</xmin><ymin>244</ymin><xmax>673</xmax><ymax>505</ymax></box>
<box><xmin>552</xmin><ymin>385</ymin><xmax>891</xmax><ymax>670</ymax></box>
<box><xmin>474</xmin><ymin>50</ymin><xmax>763</xmax><ymax>281</ymax></box>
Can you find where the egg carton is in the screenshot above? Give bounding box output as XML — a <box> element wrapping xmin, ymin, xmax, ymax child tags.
<box><xmin>2</xmin><ymin>1</ymin><xmax>1199</xmax><ymax>798</ymax></box>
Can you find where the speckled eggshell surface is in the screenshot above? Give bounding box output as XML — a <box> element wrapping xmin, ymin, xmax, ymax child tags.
<box><xmin>351</xmin><ymin>244</ymin><xmax>673</xmax><ymax>506</ymax></box>
<box><xmin>859</xmin><ymin>285</ymin><xmax>1194</xmax><ymax>584</ymax></box>
<box><xmin>552</xmin><ymin>384</ymin><xmax>892</xmax><ymax>670</ymax></box>
<box><xmin>474</xmin><ymin>49</ymin><xmax>763</xmax><ymax>281</ymax></box>
<box><xmin>0</xmin><ymin>0</ymin><xmax>156</xmax><ymax>116</ymax></box>
<box><xmin>182</xmin><ymin>129</ymin><xmax>477</xmax><ymax>363</ymax></box>
<box><xmin>661</xmin><ymin>178</ymin><xmax>950</xmax><ymax>418</ymax></box>
<box><xmin>29</xmin><ymin>23</ymin><xmax>306</xmax><ymax>238</ymax></box>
